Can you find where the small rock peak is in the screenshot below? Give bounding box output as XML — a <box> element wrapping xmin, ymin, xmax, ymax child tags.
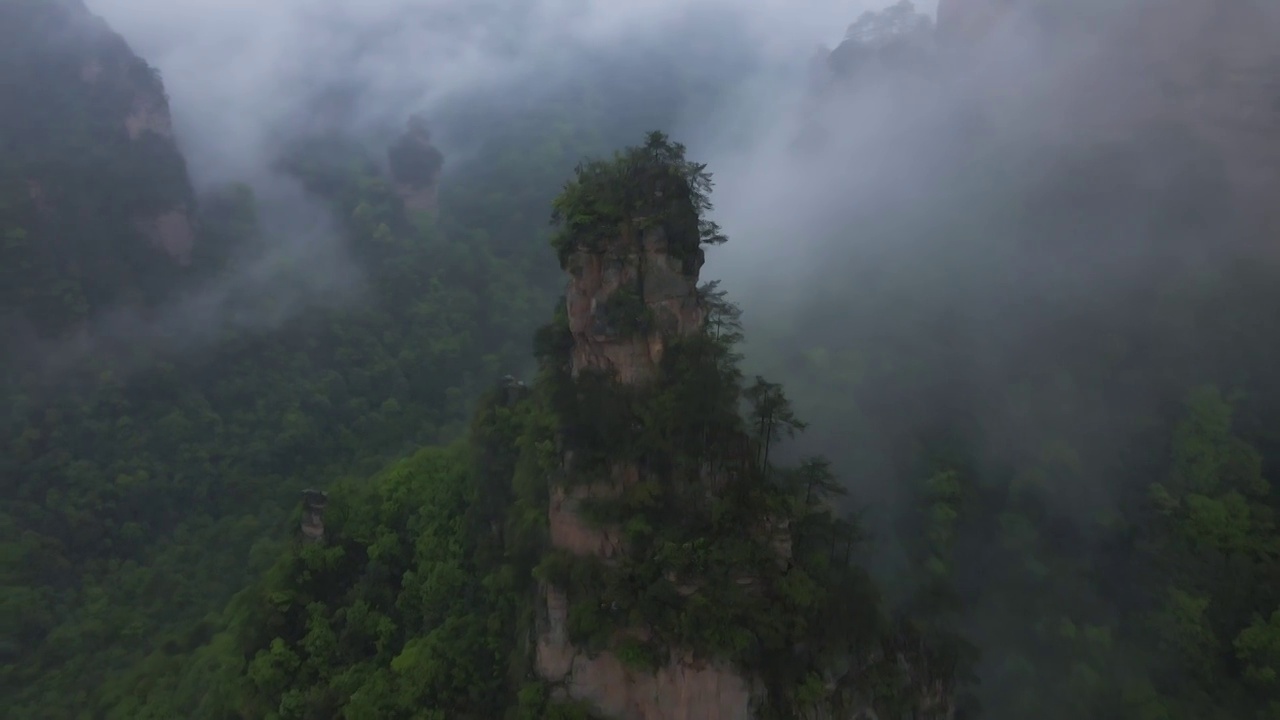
<box><xmin>300</xmin><ymin>489</ymin><xmax>328</xmax><ymax>543</ymax></box>
<box><xmin>135</xmin><ymin>209</ymin><xmax>195</xmax><ymax>266</ymax></box>
<box><xmin>3</xmin><ymin>0</ymin><xmax>198</xmax><ymax>271</ymax></box>
<box><xmin>125</xmin><ymin>91</ymin><xmax>174</xmax><ymax>140</ymax></box>
<box><xmin>499</xmin><ymin>374</ymin><xmax>529</xmax><ymax>407</ymax></box>
<box><xmin>825</xmin><ymin>1</ymin><xmax>935</xmax><ymax>82</ymax></box>
<box><xmin>537</xmin><ymin>133</ymin><xmax>756</xmax><ymax>718</ymax></box>
<box><xmin>388</xmin><ymin>115</ymin><xmax>444</xmax><ymax>214</ymax></box>
<box><xmin>564</xmin><ymin>223</ymin><xmax>705</xmax><ymax>384</ymax></box>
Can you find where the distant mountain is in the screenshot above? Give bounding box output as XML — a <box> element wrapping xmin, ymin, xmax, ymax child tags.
<box><xmin>0</xmin><ymin>0</ymin><xmax>197</xmax><ymax>339</ymax></box>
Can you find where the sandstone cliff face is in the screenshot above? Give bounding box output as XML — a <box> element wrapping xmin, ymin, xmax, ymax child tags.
<box><xmin>388</xmin><ymin>116</ymin><xmax>444</xmax><ymax>214</ymax></box>
<box><xmin>135</xmin><ymin>210</ymin><xmax>196</xmax><ymax>266</ymax></box>
<box><xmin>565</xmin><ymin>226</ymin><xmax>705</xmax><ymax>383</ymax></box>
<box><xmin>1</xmin><ymin>0</ymin><xmax>198</xmax><ymax>274</ymax></box>
<box><xmin>66</xmin><ymin>0</ymin><xmax>194</xmax><ymax>264</ymax></box>
<box><xmin>537</xmin><ymin>225</ymin><xmax>755</xmax><ymax>718</ymax></box>
<box><xmin>536</xmin><ymin>620</ymin><xmax>753</xmax><ymax>720</ymax></box>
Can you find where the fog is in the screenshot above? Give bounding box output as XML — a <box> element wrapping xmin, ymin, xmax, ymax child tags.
<box><xmin>81</xmin><ymin>0</ymin><xmax>1251</xmax><ymax>581</ymax></box>
<box><xmin>57</xmin><ymin>0</ymin><xmax>922</xmax><ymax>373</ymax></box>
<box><xmin>63</xmin><ymin>0</ymin><xmax>1280</xmax><ymax>713</ymax></box>
<box><xmin>90</xmin><ymin>0</ymin><xmax>917</xmax><ymax>186</ymax></box>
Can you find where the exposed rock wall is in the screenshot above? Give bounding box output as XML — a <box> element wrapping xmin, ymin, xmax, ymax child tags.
<box><xmin>388</xmin><ymin>116</ymin><xmax>444</xmax><ymax>214</ymax></box>
<box><xmin>565</xmin><ymin>226</ymin><xmax>705</xmax><ymax>383</ymax></box>
<box><xmin>300</xmin><ymin>489</ymin><xmax>328</xmax><ymax>543</ymax></box>
<box><xmin>537</xmin><ymin>224</ymin><xmax>757</xmax><ymax>718</ymax></box>
<box><xmin>68</xmin><ymin>0</ymin><xmax>193</xmax><ymax>262</ymax></box>
<box><xmin>536</xmin><ymin>633</ymin><xmax>753</xmax><ymax>720</ymax></box>
<box><xmin>135</xmin><ymin>210</ymin><xmax>195</xmax><ymax>266</ymax></box>
<box><xmin>1</xmin><ymin>0</ymin><xmax>198</xmax><ymax>275</ymax></box>
<box><xmin>125</xmin><ymin>92</ymin><xmax>175</xmax><ymax>141</ymax></box>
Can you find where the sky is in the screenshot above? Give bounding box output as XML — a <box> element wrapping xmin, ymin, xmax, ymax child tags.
<box><xmin>87</xmin><ymin>0</ymin><xmax>928</xmax><ymax>187</ymax></box>
<box><xmin>65</xmin><ymin>0</ymin><xmax>931</xmax><ymax>370</ymax></box>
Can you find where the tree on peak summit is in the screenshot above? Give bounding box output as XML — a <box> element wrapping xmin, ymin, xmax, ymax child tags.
<box><xmin>550</xmin><ymin>130</ymin><xmax>726</xmax><ymax>266</ymax></box>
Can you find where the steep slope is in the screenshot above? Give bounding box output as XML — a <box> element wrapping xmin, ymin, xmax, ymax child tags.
<box><xmin>388</xmin><ymin>115</ymin><xmax>445</xmax><ymax>215</ymax></box>
<box><xmin>2</xmin><ymin>4</ymin><xmax>782</xmax><ymax>712</ymax></box>
<box><xmin>0</xmin><ymin>0</ymin><xmax>197</xmax><ymax>339</ymax></box>
<box><xmin>534</xmin><ymin>136</ymin><xmax>751</xmax><ymax>718</ymax></box>
<box><xmin>0</xmin><ymin>14</ymin><xmax>602</xmax><ymax>716</ymax></box>
<box><xmin>527</xmin><ymin>133</ymin><xmax>960</xmax><ymax>719</ymax></box>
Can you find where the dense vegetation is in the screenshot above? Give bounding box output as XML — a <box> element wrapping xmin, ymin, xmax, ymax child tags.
<box><xmin>0</xmin><ymin>3</ymin><xmax>756</xmax><ymax>716</ymax></box>
<box><xmin>744</xmin><ymin>4</ymin><xmax>1280</xmax><ymax>718</ymax></box>
<box><xmin>538</xmin><ymin>133</ymin><xmax>947</xmax><ymax>717</ymax></box>
<box><xmin>6</xmin><ymin>1</ymin><xmax>1280</xmax><ymax>718</ymax></box>
<box><xmin>0</xmin><ymin>0</ymin><xmax>197</xmax><ymax>335</ymax></box>
<box><xmin>0</xmin><ymin>16</ymin><xmax>633</xmax><ymax>714</ymax></box>
<box><xmin>98</xmin><ymin>133</ymin><xmax>961</xmax><ymax>719</ymax></box>
<box><xmin>0</xmin><ymin>134</ymin><xmax>553</xmax><ymax>716</ymax></box>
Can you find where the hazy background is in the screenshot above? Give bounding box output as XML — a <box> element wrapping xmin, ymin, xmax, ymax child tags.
<box><xmin>80</xmin><ymin>0</ymin><xmax>1234</xmax><ymax>559</ymax></box>
<box><xmin>13</xmin><ymin>2</ymin><xmax>1278</xmax><ymax>716</ymax></box>
<box><xmin>90</xmin><ymin>0</ymin><xmax>927</xmax><ymax>186</ymax></box>
<box><xmin>62</xmin><ymin>2</ymin><xmax>1280</xmax><ymax>716</ymax></box>
<box><xmin>72</xmin><ymin>0</ymin><xmax>938</xmax><ymax>373</ymax></box>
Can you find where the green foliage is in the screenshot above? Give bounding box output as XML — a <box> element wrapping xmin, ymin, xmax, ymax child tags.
<box><xmin>598</xmin><ymin>285</ymin><xmax>653</xmax><ymax>336</ymax></box>
<box><xmin>1236</xmin><ymin>610</ymin><xmax>1280</xmax><ymax>692</ymax></box>
<box><xmin>0</xmin><ymin>10</ymin><xmax>808</xmax><ymax>718</ymax></box>
<box><xmin>549</xmin><ymin>131</ymin><xmax>726</xmax><ymax>267</ymax></box>
<box><xmin>0</xmin><ymin>104</ymin><xmax>580</xmax><ymax>718</ymax></box>
<box><xmin>20</xmin><ymin>4</ymin><xmax>1280</xmax><ymax>712</ymax></box>
<box><xmin>156</xmin><ymin>445</ymin><xmax>519</xmax><ymax>718</ymax></box>
<box><xmin>0</xmin><ymin>1</ymin><xmax>198</xmax><ymax>334</ymax></box>
<box><xmin>531</xmin><ymin>134</ymin><xmax>951</xmax><ymax>718</ymax></box>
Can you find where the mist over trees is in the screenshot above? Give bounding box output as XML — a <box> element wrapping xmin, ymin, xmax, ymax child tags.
<box><xmin>3</xmin><ymin>0</ymin><xmax>1280</xmax><ymax>718</ymax></box>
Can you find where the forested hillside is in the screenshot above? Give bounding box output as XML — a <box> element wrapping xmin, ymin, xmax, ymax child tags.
<box><xmin>0</xmin><ymin>0</ymin><xmax>197</xmax><ymax>340</ymax></box>
<box><xmin>5</xmin><ymin>0</ymin><xmax>1280</xmax><ymax>718</ymax></box>
<box><xmin>0</xmin><ymin>2</ymin><xmax>725</xmax><ymax>716</ymax></box>
<box><xmin>745</xmin><ymin>2</ymin><xmax>1280</xmax><ymax>718</ymax></box>
<box><xmin>0</xmin><ymin>109</ymin><xmax>554</xmax><ymax>715</ymax></box>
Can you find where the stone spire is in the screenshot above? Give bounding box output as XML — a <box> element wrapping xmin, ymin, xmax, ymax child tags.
<box><xmin>564</xmin><ymin>223</ymin><xmax>705</xmax><ymax>385</ymax></box>
<box><xmin>534</xmin><ymin>137</ymin><xmax>753</xmax><ymax>719</ymax></box>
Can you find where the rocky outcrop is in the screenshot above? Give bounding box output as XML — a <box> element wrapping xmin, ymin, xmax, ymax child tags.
<box><xmin>300</xmin><ymin>489</ymin><xmax>328</xmax><ymax>543</ymax></box>
<box><xmin>135</xmin><ymin>210</ymin><xmax>195</xmax><ymax>266</ymax></box>
<box><xmin>537</xmin><ymin>636</ymin><xmax>753</xmax><ymax>720</ymax></box>
<box><xmin>565</xmin><ymin>225</ymin><xmax>705</xmax><ymax>383</ymax></box>
<box><xmin>536</xmin><ymin>574</ymin><xmax>755</xmax><ymax>720</ymax></box>
<box><xmin>1</xmin><ymin>0</ymin><xmax>198</xmax><ymax>280</ymax></box>
<box><xmin>125</xmin><ymin>92</ymin><xmax>175</xmax><ymax>141</ymax></box>
<box><xmin>548</xmin><ymin>479</ymin><xmax>626</xmax><ymax>559</ymax></box>
<box><xmin>388</xmin><ymin>115</ymin><xmax>444</xmax><ymax>214</ymax></box>
<box><xmin>536</xmin><ymin>216</ymin><xmax>759</xmax><ymax>717</ymax></box>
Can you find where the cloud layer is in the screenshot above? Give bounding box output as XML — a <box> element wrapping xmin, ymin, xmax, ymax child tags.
<box><xmin>88</xmin><ymin>0</ymin><xmax>919</xmax><ymax>186</ymax></box>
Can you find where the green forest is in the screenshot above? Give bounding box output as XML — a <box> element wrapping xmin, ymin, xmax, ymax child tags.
<box><xmin>4</xmin><ymin>0</ymin><xmax>1280</xmax><ymax>718</ymax></box>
